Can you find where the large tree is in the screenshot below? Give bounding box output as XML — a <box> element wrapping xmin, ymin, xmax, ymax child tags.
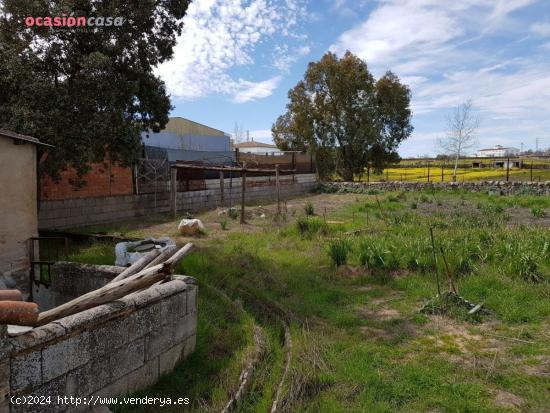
<box><xmin>0</xmin><ymin>0</ymin><xmax>189</xmax><ymax>178</ymax></box>
<box><xmin>272</xmin><ymin>51</ymin><xmax>413</xmax><ymax>180</ymax></box>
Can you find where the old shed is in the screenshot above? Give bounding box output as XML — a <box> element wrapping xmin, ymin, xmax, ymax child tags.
<box><xmin>0</xmin><ymin>129</ymin><xmax>49</xmax><ymax>296</ymax></box>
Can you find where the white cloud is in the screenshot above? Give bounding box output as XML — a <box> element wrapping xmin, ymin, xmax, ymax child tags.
<box><xmin>156</xmin><ymin>0</ymin><xmax>306</xmax><ymax>102</ymax></box>
<box><xmin>330</xmin><ymin>0</ymin><xmax>548</xmax><ymax>155</ymax></box>
<box><xmin>531</xmin><ymin>22</ymin><xmax>550</xmax><ymax>37</ymax></box>
<box><xmin>232</xmin><ymin>76</ymin><xmax>282</xmax><ymax>103</ymax></box>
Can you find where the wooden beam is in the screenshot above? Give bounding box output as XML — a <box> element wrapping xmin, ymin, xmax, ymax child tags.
<box><xmin>241</xmin><ymin>162</ymin><xmax>246</xmax><ymax>224</ymax></box>
<box><xmin>108</xmin><ymin>249</ymin><xmax>161</xmax><ymax>284</ymax></box>
<box><xmin>170</xmin><ymin>167</ymin><xmax>177</xmax><ymax>218</ymax></box>
<box><xmin>36</xmin><ymin>243</ymin><xmax>194</xmax><ymax>326</ymax></box>
<box><xmin>171</xmin><ymin>163</ymin><xmax>296</xmax><ymax>174</ymax></box>
<box><xmin>276</xmin><ymin>164</ymin><xmax>281</xmax><ymax>215</ymax></box>
<box><xmin>220</xmin><ymin>169</ymin><xmax>225</xmax><ymax>206</ymax></box>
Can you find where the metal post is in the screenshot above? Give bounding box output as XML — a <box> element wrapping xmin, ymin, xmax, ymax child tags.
<box><xmin>441</xmin><ymin>164</ymin><xmax>444</xmax><ymax>182</ymax></box>
<box><xmin>240</xmin><ymin>161</ymin><xmax>246</xmax><ymax>224</ymax></box>
<box><xmin>170</xmin><ymin>167</ymin><xmax>177</xmax><ymax>218</ymax></box>
<box><xmin>219</xmin><ymin>170</ymin><xmax>225</xmax><ymax>207</ymax></box>
<box><xmin>530</xmin><ymin>162</ymin><xmax>533</xmax><ymax>182</ymax></box>
<box><xmin>506</xmin><ymin>157</ymin><xmax>510</xmax><ymax>182</ymax></box>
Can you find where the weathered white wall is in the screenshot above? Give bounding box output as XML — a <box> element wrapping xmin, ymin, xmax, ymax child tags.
<box><xmin>0</xmin><ymin>137</ymin><xmax>38</xmax><ymax>293</ymax></box>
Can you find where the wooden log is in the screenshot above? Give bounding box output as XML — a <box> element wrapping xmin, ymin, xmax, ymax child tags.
<box><xmin>0</xmin><ymin>289</ymin><xmax>23</xmax><ymax>301</ymax></box>
<box><xmin>36</xmin><ymin>263</ymin><xmax>170</xmax><ymax>326</ymax></box>
<box><xmin>35</xmin><ymin>243</ymin><xmax>194</xmax><ymax>326</ymax></box>
<box><xmin>144</xmin><ymin>245</ymin><xmax>177</xmax><ymax>270</ymax></box>
<box><xmin>0</xmin><ymin>301</ymin><xmax>39</xmax><ymax>326</ymax></box>
<box><xmin>109</xmin><ymin>249</ymin><xmax>161</xmax><ymax>284</ymax></box>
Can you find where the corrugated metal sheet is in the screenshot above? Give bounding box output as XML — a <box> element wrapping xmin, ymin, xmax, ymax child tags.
<box><xmin>144</xmin><ymin>145</ymin><xmax>235</xmax><ymax>165</ymax></box>
<box><xmin>163</xmin><ymin>117</ymin><xmax>226</xmax><ymax>137</ymax></box>
<box><xmin>141</xmin><ymin>131</ymin><xmax>230</xmax><ymax>151</ymax></box>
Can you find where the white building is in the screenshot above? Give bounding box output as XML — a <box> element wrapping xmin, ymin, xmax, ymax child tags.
<box><xmin>235</xmin><ymin>139</ymin><xmax>283</xmax><ymax>155</ymax></box>
<box><xmin>476</xmin><ymin>145</ymin><xmax>520</xmax><ymax>157</ymax></box>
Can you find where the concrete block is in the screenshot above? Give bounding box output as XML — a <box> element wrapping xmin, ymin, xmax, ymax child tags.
<box><xmin>52</xmin><ymin>301</ymin><xmax>126</xmax><ymax>334</ymax></box>
<box><xmin>11</xmin><ymin>375</ymin><xmax>67</xmax><ymax>413</ymax></box>
<box><xmin>127</xmin><ymin>302</ymin><xmax>161</xmax><ymax>342</ymax></box>
<box><xmin>184</xmin><ymin>335</ymin><xmax>196</xmax><ymax>358</ymax></box>
<box><xmin>145</xmin><ymin>326</ymin><xmax>175</xmax><ymax>361</ymax></box>
<box><xmin>89</xmin><ymin>375</ymin><xmax>128</xmax><ymax>403</ymax></box>
<box><xmin>42</xmin><ymin>331</ymin><xmax>90</xmax><ymax>382</ymax></box>
<box><xmin>187</xmin><ymin>285</ymin><xmax>198</xmax><ymax>314</ymax></box>
<box><xmin>160</xmin><ymin>293</ymin><xmax>187</xmax><ymax>324</ymax></box>
<box><xmin>10</xmin><ymin>350</ymin><xmax>41</xmax><ymax>392</ymax></box>
<box><xmin>159</xmin><ymin>343</ymin><xmax>185</xmax><ymax>376</ymax></box>
<box><xmin>89</xmin><ymin>315</ymin><xmax>129</xmax><ymax>355</ymax></box>
<box><xmin>109</xmin><ymin>338</ymin><xmax>145</xmax><ymax>381</ymax></box>
<box><xmin>65</xmin><ymin>356</ymin><xmax>111</xmax><ymax>398</ymax></box>
<box><xmin>126</xmin><ymin>357</ymin><xmax>159</xmax><ymax>394</ymax></box>
<box><xmin>0</xmin><ymin>359</ymin><xmax>10</xmax><ymax>406</ymax></box>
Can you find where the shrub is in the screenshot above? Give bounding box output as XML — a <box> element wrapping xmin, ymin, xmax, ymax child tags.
<box><xmin>228</xmin><ymin>208</ymin><xmax>239</xmax><ymax>220</ymax></box>
<box><xmin>296</xmin><ymin>216</ymin><xmax>329</xmax><ymax>238</ymax></box>
<box><xmin>358</xmin><ymin>240</ymin><xmax>398</xmax><ymax>270</ymax></box>
<box><xmin>410</xmin><ymin>202</ymin><xmax>418</xmax><ymax>209</ymax></box>
<box><xmin>531</xmin><ymin>207</ymin><xmax>546</xmax><ymax>218</ymax></box>
<box><xmin>304</xmin><ymin>201</ymin><xmax>315</xmax><ymax>216</ymax></box>
<box><xmin>220</xmin><ymin>219</ymin><xmax>228</xmax><ymax>230</ymax></box>
<box><xmin>327</xmin><ymin>238</ymin><xmax>352</xmax><ymax>267</ymax></box>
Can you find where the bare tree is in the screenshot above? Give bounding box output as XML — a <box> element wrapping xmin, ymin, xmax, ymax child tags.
<box><xmin>233</xmin><ymin>122</ymin><xmax>246</xmax><ymax>144</ymax></box>
<box><xmin>438</xmin><ymin>100</ymin><xmax>480</xmax><ymax>182</ymax></box>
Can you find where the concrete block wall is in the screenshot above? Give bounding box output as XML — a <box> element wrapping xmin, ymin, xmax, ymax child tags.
<box><xmin>33</xmin><ymin>263</ymin><xmax>125</xmax><ymax>312</ymax></box>
<box><xmin>1</xmin><ymin>278</ymin><xmax>197</xmax><ymax>412</ymax></box>
<box><xmin>38</xmin><ymin>174</ymin><xmax>317</xmax><ymax>230</ymax></box>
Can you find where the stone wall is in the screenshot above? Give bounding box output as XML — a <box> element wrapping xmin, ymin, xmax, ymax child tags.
<box><xmin>1</xmin><ymin>277</ymin><xmax>197</xmax><ymax>413</ymax></box>
<box><xmin>32</xmin><ymin>263</ymin><xmax>125</xmax><ymax>312</ymax></box>
<box><xmin>320</xmin><ymin>180</ymin><xmax>550</xmax><ymax>196</ymax></box>
<box><xmin>39</xmin><ymin>173</ymin><xmax>317</xmax><ymax>230</ymax></box>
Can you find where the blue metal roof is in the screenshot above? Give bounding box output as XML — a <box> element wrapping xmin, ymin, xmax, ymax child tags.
<box><xmin>141</xmin><ymin>131</ymin><xmax>230</xmax><ymax>152</ymax></box>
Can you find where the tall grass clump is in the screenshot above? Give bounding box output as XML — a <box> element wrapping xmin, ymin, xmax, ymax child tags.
<box><xmin>304</xmin><ymin>201</ymin><xmax>315</xmax><ymax>216</ymax></box>
<box><xmin>358</xmin><ymin>238</ymin><xmax>399</xmax><ymax>270</ymax></box>
<box><xmin>296</xmin><ymin>216</ymin><xmax>329</xmax><ymax>238</ymax></box>
<box><xmin>327</xmin><ymin>238</ymin><xmax>352</xmax><ymax>267</ymax></box>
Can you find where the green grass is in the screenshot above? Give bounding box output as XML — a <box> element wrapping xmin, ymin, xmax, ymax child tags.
<box><xmin>68</xmin><ymin>189</ymin><xmax>550</xmax><ymax>412</ymax></box>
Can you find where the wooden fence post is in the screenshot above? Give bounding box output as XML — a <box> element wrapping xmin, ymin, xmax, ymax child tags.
<box><xmin>219</xmin><ymin>170</ymin><xmax>225</xmax><ymax>207</ymax></box>
<box><xmin>506</xmin><ymin>157</ymin><xmax>510</xmax><ymax>182</ymax></box>
<box><xmin>441</xmin><ymin>164</ymin><xmax>444</xmax><ymax>182</ymax></box>
<box><xmin>276</xmin><ymin>164</ymin><xmax>281</xmax><ymax>215</ymax></box>
<box><xmin>170</xmin><ymin>167</ymin><xmax>177</xmax><ymax>218</ymax></box>
<box><xmin>530</xmin><ymin>162</ymin><xmax>533</xmax><ymax>182</ymax></box>
<box><xmin>427</xmin><ymin>162</ymin><xmax>430</xmax><ymax>182</ymax></box>
<box><xmin>240</xmin><ymin>161</ymin><xmax>246</xmax><ymax>224</ymax></box>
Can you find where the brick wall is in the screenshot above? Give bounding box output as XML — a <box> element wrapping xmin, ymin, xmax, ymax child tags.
<box><xmin>38</xmin><ymin>174</ymin><xmax>317</xmax><ymax>230</ymax></box>
<box><xmin>40</xmin><ymin>162</ymin><xmax>133</xmax><ymax>200</ymax></box>
<box><xmin>1</xmin><ymin>276</ymin><xmax>197</xmax><ymax>413</ymax></box>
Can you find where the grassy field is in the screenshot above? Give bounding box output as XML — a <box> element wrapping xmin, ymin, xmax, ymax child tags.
<box><xmin>69</xmin><ymin>189</ymin><xmax>550</xmax><ymax>412</ymax></box>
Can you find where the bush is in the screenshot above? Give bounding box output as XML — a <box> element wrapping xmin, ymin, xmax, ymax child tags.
<box><xmin>220</xmin><ymin>219</ymin><xmax>228</xmax><ymax>230</ymax></box>
<box><xmin>227</xmin><ymin>208</ymin><xmax>239</xmax><ymax>220</ymax></box>
<box><xmin>327</xmin><ymin>238</ymin><xmax>352</xmax><ymax>267</ymax></box>
<box><xmin>304</xmin><ymin>201</ymin><xmax>315</xmax><ymax>216</ymax></box>
<box><xmin>296</xmin><ymin>216</ymin><xmax>329</xmax><ymax>238</ymax></box>
<box><xmin>410</xmin><ymin>202</ymin><xmax>418</xmax><ymax>209</ymax></box>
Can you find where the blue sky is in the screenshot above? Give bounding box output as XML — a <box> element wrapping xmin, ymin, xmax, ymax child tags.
<box><xmin>156</xmin><ymin>0</ymin><xmax>550</xmax><ymax>157</ymax></box>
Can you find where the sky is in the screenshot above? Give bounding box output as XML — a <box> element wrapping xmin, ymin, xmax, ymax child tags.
<box><xmin>156</xmin><ymin>0</ymin><xmax>550</xmax><ymax>157</ymax></box>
